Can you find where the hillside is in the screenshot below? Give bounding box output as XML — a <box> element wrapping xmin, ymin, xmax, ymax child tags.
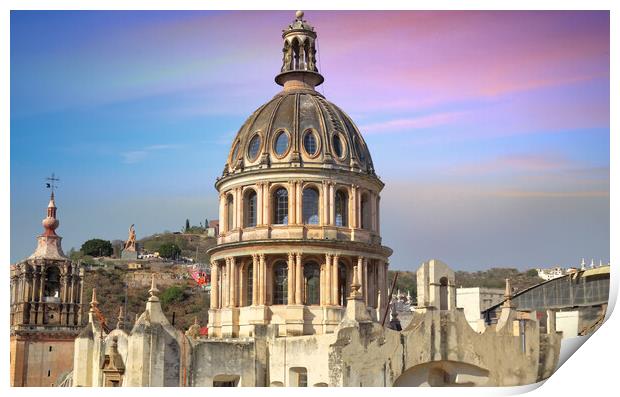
<box><xmin>388</xmin><ymin>267</ymin><xmax>543</xmax><ymax>303</ymax></box>
<box><xmin>139</xmin><ymin>232</ymin><xmax>217</xmax><ymax>263</ymax></box>
<box><xmin>82</xmin><ymin>265</ymin><xmax>210</xmax><ymax>332</ymax></box>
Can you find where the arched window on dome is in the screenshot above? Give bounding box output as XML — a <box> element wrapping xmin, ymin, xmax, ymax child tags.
<box><xmin>361</xmin><ymin>193</ymin><xmax>370</xmax><ymax>230</ymax></box>
<box><xmin>302</xmin><ymin>187</ymin><xmax>319</xmax><ymax>225</ymax></box>
<box><xmin>226</xmin><ymin>194</ymin><xmax>234</xmax><ymax>232</ymax></box>
<box><xmin>304</xmin><ymin>261</ymin><xmax>320</xmax><ymax>305</ymax></box>
<box><xmin>273</xmin><ymin>188</ymin><xmax>289</xmax><ymax>225</ymax></box>
<box><xmin>335</xmin><ymin>189</ymin><xmax>348</xmax><ymax>227</ymax></box>
<box><xmin>273</xmin><ymin>261</ymin><xmax>288</xmax><ymax>305</ymax></box>
<box><xmin>244</xmin><ymin>189</ymin><xmax>257</xmax><ymax>228</ymax></box>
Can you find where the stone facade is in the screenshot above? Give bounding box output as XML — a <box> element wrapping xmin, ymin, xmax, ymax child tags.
<box><xmin>72</xmin><ymin>261</ymin><xmax>561</xmax><ymax>387</ymax></box>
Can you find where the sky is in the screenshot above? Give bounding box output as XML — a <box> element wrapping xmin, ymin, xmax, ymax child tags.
<box><xmin>10</xmin><ymin>10</ymin><xmax>610</xmax><ymax>270</ymax></box>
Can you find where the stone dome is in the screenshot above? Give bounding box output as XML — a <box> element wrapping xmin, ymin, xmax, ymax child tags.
<box><xmin>223</xmin><ymin>88</ymin><xmax>375</xmax><ymax>177</ymax></box>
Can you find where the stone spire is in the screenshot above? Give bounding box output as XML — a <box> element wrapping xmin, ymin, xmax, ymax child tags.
<box><xmin>581</xmin><ymin>258</ymin><xmax>586</xmax><ymax>271</ymax></box>
<box><xmin>28</xmin><ymin>190</ymin><xmax>67</xmax><ymax>260</ymax></box>
<box><xmin>90</xmin><ymin>288</ymin><xmax>99</xmax><ymax>313</ymax></box>
<box><xmin>116</xmin><ymin>306</ymin><xmax>125</xmax><ymax>330</ymax></box>
<box><xmin>502</xmin><ymin>278</ymin><xmax>515</xmax><ymax>308</ymax></box>
<box><xmin>275</xmin><ymin>11</ymin><xmax>324</xmax><ymax>90</ymax></box>
<box><xmin>148</xmin><ymin>274</ymin><xmax>159</xmax><ymax>302</ymax></box>
<box><xmin>590</xmin><ymin>258</ymin><xmax>595</xmax><ymax>269</ymax></box>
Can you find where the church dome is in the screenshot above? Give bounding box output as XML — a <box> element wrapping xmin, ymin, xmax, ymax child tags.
<box><xmin>224</xmin><ymin>89</ymin><xmax>375</xmax><ymax>176</ymax></box>
<box><xmin>221</xmin><ymin>11</ymin><xmax>375</xmax><ymax>179</ymax></box>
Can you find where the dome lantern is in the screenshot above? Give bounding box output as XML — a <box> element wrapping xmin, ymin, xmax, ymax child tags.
<box><xmin>275</xmin><ymin>11</ymin><xmax>324</xmax><ymax>89</ymax></box>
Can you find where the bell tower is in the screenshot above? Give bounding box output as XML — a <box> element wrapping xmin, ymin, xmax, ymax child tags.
<box><xmin>10</xmin><ymin>184</ymin><xmax>85</xmax><ymax>387</ymax></box>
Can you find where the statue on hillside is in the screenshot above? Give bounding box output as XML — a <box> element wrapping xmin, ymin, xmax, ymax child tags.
<box><xmin>124</xmin><ymin>224</ymin><xmax>136</xmax><ymax>252</ymax></box>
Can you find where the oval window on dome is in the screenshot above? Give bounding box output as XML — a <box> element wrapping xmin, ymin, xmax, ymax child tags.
<box><xmin>274</xmin><ymin>130</ymin><xmax>289</xmax><ymax>157</ymax></box>
<box><xmin>248</xmin><ymin>134</ymin><xmax>261</xmax><ymax>161</ymax></box>
<box><xmin>231</xmin><ymin>141</ymin><xmax>240</xmax><ymax>163</ymax></box>
<box><xmin>332</xmin><ymin>134</ymin><xmax>344</xmax><ymax>158</ymax></box>
<box><xmin>303</xmin><ymin>130</ymin><xmax>318</xmax><ymax>156</ymax></box>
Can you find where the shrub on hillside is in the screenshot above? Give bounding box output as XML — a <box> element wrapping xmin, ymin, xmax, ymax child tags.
<box><xmin>160</xmin><ymin>286</ymin><xmax>186</xmax><ymax>306</ymax></box>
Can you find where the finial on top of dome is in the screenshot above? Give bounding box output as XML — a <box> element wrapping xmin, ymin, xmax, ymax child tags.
<box><xmin>276</xmin><ymin>11</ymin><xmax>324</xmax><ymax>89</ymax></box>
<box><xmin>148</xmin><ymin>274</ymin><xmax>159</xmax><ymax>302</ymax></box>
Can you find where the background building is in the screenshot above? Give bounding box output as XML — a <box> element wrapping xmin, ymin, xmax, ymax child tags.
<box><xmin>10</xmin><ymin>192</ymin><xmax>84</xmax><ymax>386</ymax></box>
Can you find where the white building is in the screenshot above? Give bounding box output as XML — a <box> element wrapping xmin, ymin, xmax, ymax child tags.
<box><xmin>456</xmin><ymin>287</ymin><xmax>505</xmax><ymax>331</ymax></box>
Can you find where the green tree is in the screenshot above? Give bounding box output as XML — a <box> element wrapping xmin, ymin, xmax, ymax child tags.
<box><xmin>185</xmin><ymin>219</ymin><xmax>190</xmax><ymax>232</ymax></box>
<box><xmin>526</xmin><ymin>269</ymin><xmax>539</xmax><ymax>277</ymax></box>
<box><xmin>159</xmin><ymin>243</ymin><xmax>181</xmax><ymax>259</ymax></box>
<box><xmin>160</xmin><ymin>286</ymin><xmax>186</xmax><ymax>306</ymax></box>
<box><xmin>81</xmin><ymin>239</ymin><xmax>113</xmax><ymax>257</ymax></box>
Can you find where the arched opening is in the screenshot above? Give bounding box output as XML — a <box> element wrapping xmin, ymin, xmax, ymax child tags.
<box><xmin>244</xmin><ymin>190</ymin><xmax>257</xmax><ymax>228</ymax></box>
<box><xmin>44</xmin><ymin>266</ymin><xmax>61</xmax><ymax>299</ymax></box>
<box><xmin>272</xmin><ymin>261</ymin><xmax>288</xmax><ymax>305</ymax></box>
<box><xmin>213</xmin><ymin>374</ymin><xmax>240</xmax><ymax>387</ymax></box>
<box><xmin>273</xmin><ymin>188</ymin><xmax>289</xmax><ymax>225</ymax></box>
<box><xmin>270</xmin><ymin>381</ymin><xmax>284</xmax><ymax>387</ymax></box>
<box><xmin>335</xmin><ymin>189</ymin><xmax>348</xmax><ymax>227</ymax></box>
<box><xmin>289</xmin><ymin>367</ymin><xmax>308</xmax><ymax>387</ymax></box>
<box><xmin>393</xmin><ymin>361</ymin><xmax>490</xmax><ymax>387</ymax></box>
<box><xmin>304</xmin><ymin>261</ymin><xmax>320</xmax><ymax>305</ymax></box>
<box><xmin>338</xmin><ymin>261</ymin><xmax>348</xmax><ymax>306</ymax></box>
<box><xmin>226</xmin><ymin>194</ymin><xmax>234</xmax><ymax>232</ymax></box>
<box><xmin>292</xmin><ymin>38</ymin><xmax>300</xmax><ymax>69</ymax></box>
<box><xmin>361</xmin><ymin>193</ymin><xmax>370</xmax><ymax>230</ymax></box>
<box><xmin>439</xmin><ymin>277</ymin><xmax>448</xmax><ymax>310</ymax></box>
<box><xmin>302</xmin><ymin>187</ymin><xmax>319</xmax><ymax>225</ymax></box>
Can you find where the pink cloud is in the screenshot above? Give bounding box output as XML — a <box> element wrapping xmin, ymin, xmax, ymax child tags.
<box><xmin>360</xmin><ymin>111</ymin><xmax>467</xmax><ymax>134</ymax></box>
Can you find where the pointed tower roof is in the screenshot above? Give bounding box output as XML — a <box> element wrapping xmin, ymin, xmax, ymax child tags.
<box><xmin>28</xmin><ymin>190</ymin><xmax>67</xmax><ymax>260</ymax></box>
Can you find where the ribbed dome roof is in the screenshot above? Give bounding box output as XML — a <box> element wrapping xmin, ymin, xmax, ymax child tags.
<box><xmin>223</xmin><ymin>88</ymin><xmax>375</xmax><ymax>177</ymax></box>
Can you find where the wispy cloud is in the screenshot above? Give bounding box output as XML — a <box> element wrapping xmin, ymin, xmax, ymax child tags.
<box><xmin>360</xmin><ymin>111</ymin><xmax>467</xmax><ymax>134</ymax></box>
<box><xmin>490</xmin><ymin>190</ymin><xmax>609</xmax><ymax>198</ymax></box>
<box><xmin>121</xmin><ymin>144</ymin><xmax>182</xmax><ymax>164</ymax></box>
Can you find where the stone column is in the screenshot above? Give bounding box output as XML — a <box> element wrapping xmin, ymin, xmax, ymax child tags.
<box><xmin>332</xmin><ymin>255</ymin><xmax>339</xmax><ymax>305</ymax></box>
<box><xmin>325</xmin><ymin>254</ymin><xmax>332</xmax><ymax>305</ymax></box>
<box><xmin>376</xmin><ymin>195</ymin><xmax>381</xmax><ymax>234</ymax></box>
<box><xmin>295</xmin><ymin>180</ymin><xmax>303</xmax><ymax>224</ymax></box>
<box><xmin>288</xmin><ymin>253</ymin><xmax>295</xmax><ymax>304</ymax></box>
<box><xmin>370</xmin><ymin>192</ymin><xmax>377</xmax><ymax>232</ymax></box>
<box><xmin>236</xmin><ymin>188</ymin><xmax>243</xmax><ymax>230</ymax></box>
<box><xmin>322</xmin><ymin>181</ymin><xmax>329</xmax><ymax>225</ymax></box>
<box><xmin>295</xmin><ymin>253</ymin><xmax>303</xmax><ymax>304</ymax></box>
<box><xmin>357</xmin><ymin>257</ymin><xmax>364</xmax><ymax>301</ymax></box>
<box><xmin>289</xmin><ymin>180</ymin><xmax>296</xmax><ymax>225</ymax></box>
<box><xmin>263</xmin><ymin>183</ymin><xmax>270</xmax><ymax>225</ymax></box>
<box><xmin>260</xmin><ymin>254</ymin><xmax>266</xmax><ymax>305</ymax></box>
<box><xmin>328</xmin><ymin>182</ymin><xmax>335</xmax><ymax>225</ymax></box>
<box><xmin>210</xmin><ymin>261</ymin><xmax>219</xmax><ymax>309</ymax></box>
<box><xmin>356</xmin><ymin>188</ymin><xmax>362</xmax><ymax>229</ymax></box>
<box><xmin>320</xmin><ymin>265</ymin><xmax>325</xmax><ymax>305</ymax></box>
<box><xmin>363</xmin><ymin>258</ymin><xmax>369</xmax><ymax>306</ymax></box>
<box><xmin>252</xmin><ymin>254</ymin><xmax>258</xmax><ymax>305</ymax></box>
<box><xmin>218</xmin><ymin>193</ymin><xmax>225</xmax><ymax>234</ymax></box>
<box><xmin>350</xmin><ymin>185</ymin><xmax>358</xmax><ymax>229</ymax></box>
<box><xmin>224</xmin><ymin>258</ymin><xmax>230</xmax><ymax>307</ymax></box>
<box><xmin>231</xmin><ymin>257</ymin><xmax>238</xmax><ymax>307</ymax></box>
<box><xmin>257</xmin><ymin>183</ymin><xmax>264</xmax><ymax>226</ymax></box>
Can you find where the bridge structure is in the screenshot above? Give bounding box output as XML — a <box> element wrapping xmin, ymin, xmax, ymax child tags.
<box><xmin>482</xmin><ymin>266</ymin><xmax>610</xmax><ymax>336</ymax></box>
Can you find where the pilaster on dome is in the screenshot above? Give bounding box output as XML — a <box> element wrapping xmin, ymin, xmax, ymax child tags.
<box><xmin>275</xmin><ymin>11</ymin><xmax>324</xmax><ymax>89</ymax></box>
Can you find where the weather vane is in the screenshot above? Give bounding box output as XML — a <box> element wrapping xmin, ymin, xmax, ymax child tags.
<box><xmin>45</xmin><ymin>172</ymin><xmax>60</xmax><ymax>193</ymax></box>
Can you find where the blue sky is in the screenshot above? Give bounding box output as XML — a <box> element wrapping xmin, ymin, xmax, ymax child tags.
<box><xmin>10</xmin><ymin>10</ymin><xmax>610</xmax><ymax>270</ymax></box>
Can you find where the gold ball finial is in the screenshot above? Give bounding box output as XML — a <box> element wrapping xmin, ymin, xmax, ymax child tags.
<box><xmin>295</xmin><ymin>10</ymin><xmax>304</xmax><ymax>20</ymax></box>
